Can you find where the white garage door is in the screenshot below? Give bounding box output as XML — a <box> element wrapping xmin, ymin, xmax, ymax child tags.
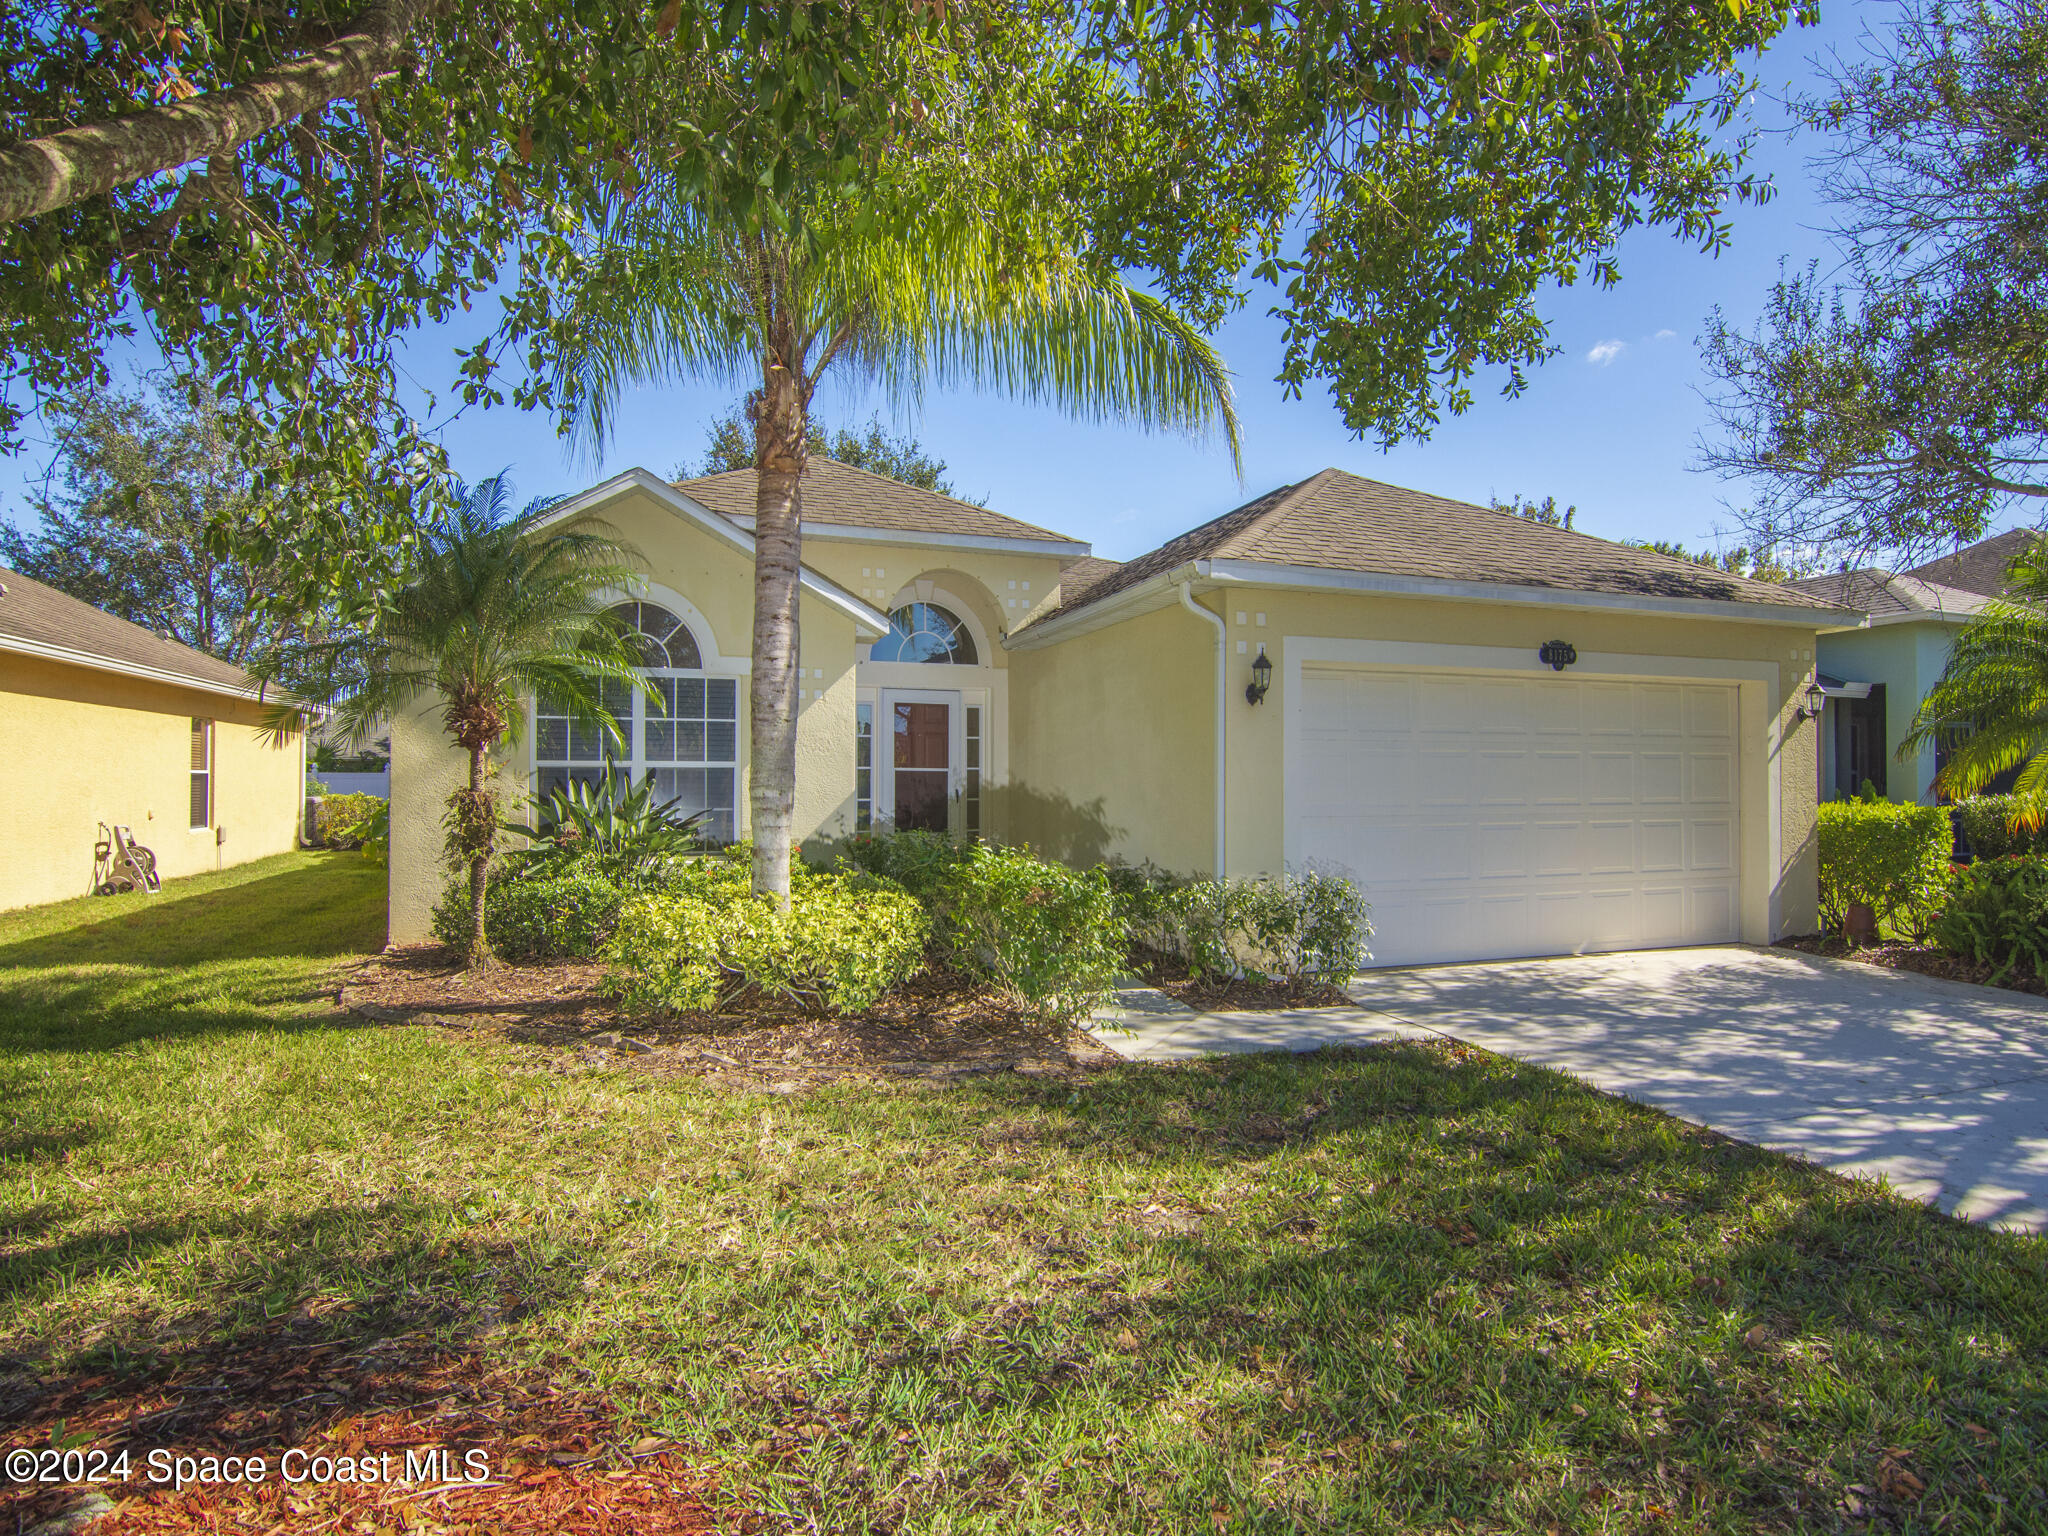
<box><xmin>1290</xmin><ymin>667</ymin><xmax>1742</xmax><ymax>967</ymax></box>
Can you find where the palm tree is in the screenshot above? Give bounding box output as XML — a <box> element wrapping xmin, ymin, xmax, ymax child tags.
<box><xmin>1903</xmin><ymin>535</ymin><xmax>2048</xmax><ymax>820</ymax></box>
<box><xmin>550</xmin><ymin>198</ymin><xmax>1240</xmax><ymax>906</ymax></box>
<box><xmin>300</xmin><ymin>475</ymin><xmax>650</xmax><ymax>967</ymax></box>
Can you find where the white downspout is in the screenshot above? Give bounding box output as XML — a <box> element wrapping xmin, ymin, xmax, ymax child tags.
<box><xmin>1177</xmin><ymin>580</ymin><xmax>1227</xmax><ymax>879</ymax></box>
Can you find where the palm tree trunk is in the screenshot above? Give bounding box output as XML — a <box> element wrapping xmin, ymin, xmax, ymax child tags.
<box><xmin>748</xmin><ymin>313</ymin><xmax>807</xmax><ymax>908</ymax></box>
<box><xmin>466</xmin><ymin>741</ymin><xmax>492</xmax><ymax>968</ymax></box>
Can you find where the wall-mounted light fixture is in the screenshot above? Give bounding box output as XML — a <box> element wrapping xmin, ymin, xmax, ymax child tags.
<box><xmin>1246</xmin><ymin>645</ymin><xmax>1273</xmax><ymax>705</ymax></box>
<box><xmin>1537</xmin><ymin>639</ymin><xmax>1578</xmax><ymax>672</ymax></box>
<box><xmin>1799</xmin><ymin>679</ymin><xmax>1826</xmax><ymax>721</ymax></box>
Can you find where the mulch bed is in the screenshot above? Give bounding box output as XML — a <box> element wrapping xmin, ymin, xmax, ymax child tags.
<box><xmin>0</xmin><ymin>1321</ymin><xmax>719</xmax><ymax>1536</ymax></box>
<box><xmin>339</xmin><ymin>947</ymin><xmax>1123</xmax><ymax>1090</ymax></box>
<box><xmin>1133</xmin><ymin>949</ymin><xmax>1349</xmax><ymax>1013</ymax></box>
<box><xmin>1777</xmin><ymin>934</ymin><xmax>2048</xmax><ymax>997</ymax></box>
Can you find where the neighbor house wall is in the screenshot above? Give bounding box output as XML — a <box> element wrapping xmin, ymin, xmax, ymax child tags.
<box><xmin>1004</xmin><ymin>599</ymin><xmax>1219</xmax><ymax>873</ymax></box>
<box><xmin>386</xmin><ymin>487</ymin><xmax>862</xmax><ymax>944</ymax></box>
<box><xmin>1814</xmin><ymin>621</ymin><xmax>1956</xmax><ymax>804</ymax></box>
<box><xmin>0</xmin><ymin>653</ymin><xmax>303</xmax><ymax>911</ymax></box>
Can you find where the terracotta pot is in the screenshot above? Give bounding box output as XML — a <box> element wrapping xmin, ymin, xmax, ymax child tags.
<box><xmin>1844</xmin><ymin>901</ymin><xmax>1879</xmax><ymax>945</ymax></box>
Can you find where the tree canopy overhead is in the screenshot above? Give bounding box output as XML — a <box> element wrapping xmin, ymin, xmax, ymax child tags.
<box><xmin>1701</xmin><ymin>0</ymin><xmax>2048</xmax><ymax>565</ymax></box>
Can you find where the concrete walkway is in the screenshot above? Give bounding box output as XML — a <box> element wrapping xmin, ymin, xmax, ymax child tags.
<box><xmin>1092</xmin><ymin>947</ymin><xmax>2048</xmax><ymax>1234</ymax></box>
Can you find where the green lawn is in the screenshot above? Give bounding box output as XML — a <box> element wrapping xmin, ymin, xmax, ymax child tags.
<box><xmin>2</xmin><ymin>854</ymin><xmax>2044</xmax><ymax>1533</ymax></box>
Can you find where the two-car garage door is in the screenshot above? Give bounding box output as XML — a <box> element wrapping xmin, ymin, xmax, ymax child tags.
<box><xmin>1289</xmin><ymin>666</ymin><xmax>1743</xmax><ymax>968</ymax></box>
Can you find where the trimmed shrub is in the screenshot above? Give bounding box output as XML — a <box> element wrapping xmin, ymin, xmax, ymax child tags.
<box><xmin>1104</xmin><ymin>858</ymin><xmax>1187</xmax><ymax>955</ymax></box>
<box><xmin>313</xmin><ymin>792</ymin><xmax>386</xmax><ymax>849</ymax></box>
<box><xmin>1932</xmin><ymin>855</ymin><xmax>2048</xmax><ymax>983</ymax></box>
<box><xmin>937</xmin><ymin>843</ymin><xmax>1125</xmax><ymax>1024</ymax></box>
<box><xmin>1816</xmin><ymin>799</ymin><xmax>1953</xmax><ymax>937</ymax></box>
<box><xmin>431</xmin><ymin>866</ymin><xmax>626</xmax><ymax>963</ymax></box>
<box><xmin>1953</xmin><ymin>796</ymin><xmax>2042</xmax><ymax>862</ymax></box>
<box><xmin>603</xmin><ymin>872</ymin><xmax>927</xmax><ymax>1016</ymax></box>
<box><xmin>841</xmin><ymin>829</ymin><xmax>972</xmax><ymax>905</ymax></box>
<box><xmin>1166</xmin><ymin>871</ymin><xmax>1374</xmax><ymax>988</ymax></box>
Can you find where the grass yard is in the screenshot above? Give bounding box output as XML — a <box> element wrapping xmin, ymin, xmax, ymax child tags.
<box><xmin>3</xmin><ymin>853</ymin><xmax>2045</xmax><ymax>1534</ymax></box>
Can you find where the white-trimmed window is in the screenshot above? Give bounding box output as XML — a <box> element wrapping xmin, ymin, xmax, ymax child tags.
<box><xmin>189</xmin><ymin>718</ymin><xmax>214</xmax><ymax>830</ymax></box>
<box><xmin>869</xmin><ymin>602</ymin><xmax>978</xmax><ymax>664</ymax></box>
<box><xmin>855</xmin><ymin>702</ymin><xmax>874</xmax><ymax>830</ymax></box>
<box><xmin>533</xmin><ymin>601</ymin><xmax>739</xmax><ymax>841</ymax></box>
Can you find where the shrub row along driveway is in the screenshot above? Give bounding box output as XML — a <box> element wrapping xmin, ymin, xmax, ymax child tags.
<box><xmin>1105</xmin><ymin>947</ymin><xmax>2048</xmax><ymax>1232</ymax></box>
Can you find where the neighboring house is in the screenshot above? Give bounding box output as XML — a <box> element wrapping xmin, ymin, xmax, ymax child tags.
<box><xmin>0</xmin><ymin>564</ymin><xmax>306</xmax><ymax>911</ymax></box>
<box><xmin>388</xmin><ymin>462</ymin><xmax>1857</xmax><ymax>968</ymax></box>
<box><xmin>1784</xmin><ymin>568</ymin><xmax>1995</xmax><ymax>804</ymax></box>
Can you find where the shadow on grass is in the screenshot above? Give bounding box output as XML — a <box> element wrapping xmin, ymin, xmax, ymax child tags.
<box><xmin>0</xmin><ymin>859</ymin><xmax>385</xmax><ymax>971</ymax></box>
<box><xmin>775</xmin><ymin>1042</ymin><xmax>2048</xmax><ymax>1533</ymax></box>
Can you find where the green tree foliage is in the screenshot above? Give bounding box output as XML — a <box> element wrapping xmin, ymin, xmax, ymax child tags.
<box><xmin>1905</xmin><ymin>535</ymin><xmax>2048</xmax><ymax>820</ymax></box>
<box><xmin>1491</xmin><ymin>494</ymin><xmax>1575</xmax><ymax>530</ymax></box>
<box><xmin>283</xmin><ymin>475</ymin><xmax>649</xmax><ymax>967</ymax></box>
<box><xmin>1700</xmin><ymin>0</ymin><xmax>2048</xmax><ymax>563</ymax></box>
<box><xmin>1620</xmin><ymin>538</ymin><xmax>1803</xmax><ymax>582</ymax></box>
<box><xmin>0</xmin><ymin>374</ymin><xmax>370</xmax><ymax>673</ymax></box>
<box><xmin>686</xmin><ymin>407</ymin><xmax>975</xmax><ymax>501</ymax></box>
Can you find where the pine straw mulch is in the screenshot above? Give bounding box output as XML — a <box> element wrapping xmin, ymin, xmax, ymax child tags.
<box><xmin>1776</xmin><ymin>933</ymin><xmax>2048</xmax><ymax>997</ymax></box>
<box><xmin>338</xmin><ymin>947</ymin><xmax>1124</xmax><ymax>1091</ymax></box>
<box><xmin>0</xmin><ymin>1317</ymin><xmax>720</xmax><ymax>1536</ymax></box>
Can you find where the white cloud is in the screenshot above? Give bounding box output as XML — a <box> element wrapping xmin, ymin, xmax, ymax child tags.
<box><xmin>1652</xmin><ymin>328</ymin><xmax>1676</xmax><ymax>341</ymax></box>
<box><xmin>1586</xmin><ymin>338</ymin><xmax>1627</xmax><ymax>366</ymax></box>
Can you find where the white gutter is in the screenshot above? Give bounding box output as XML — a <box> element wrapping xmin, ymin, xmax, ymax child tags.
<box><xmin>1177</xmin><ymin>578</ymin><xmax>1227</xmax><ymax>879</ymax></box>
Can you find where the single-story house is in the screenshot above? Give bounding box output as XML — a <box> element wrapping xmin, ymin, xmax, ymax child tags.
<box><xmin>1786</xmin><ymin>530</ymin><xmax>2032</xmax><ymax>805</ymax></box>
<box><xmin>388</xmin><ymin>463</ymin><xmax>1861</xmax><ymax>968</ymax></box>
<box><xmin>0</xmin><ymin>564</ymin><xmax>306</xmax><ymax>911</ymax></box>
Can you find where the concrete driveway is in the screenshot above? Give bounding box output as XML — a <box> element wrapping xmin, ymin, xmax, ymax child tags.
<box><xmin>1099</xmin><ymin>947</ymin><xmax>2048</xmax><ymax>1233</ymax></box>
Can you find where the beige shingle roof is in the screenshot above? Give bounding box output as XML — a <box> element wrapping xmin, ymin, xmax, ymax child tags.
<box><xmin>1905</xmin><ymin>529</ymin><xmax>2038</xmax><ymax>598</ymax></box>
<box><xmin>0</xmin><ymin>564</ymin><xmax>263</xmax><ymax>695</ymax></box>
<box><xmin>676</xmin><ymin>458</ymin><xmax>1087</xmax><ymax>547</ymax></box>
<box><xmin>1784</xmin><ymin>568</ymin><xmax>1992</xmax><ymax>622</ymax></box>
<box><xmin>1028</xmin><ymin>469</ymin><xmax>1841</xmax><ymax>628</ymax></box>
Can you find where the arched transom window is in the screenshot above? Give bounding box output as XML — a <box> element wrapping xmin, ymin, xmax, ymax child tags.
<box><xmin>533</xmin><ymin>599</ymin><xmax>738</xmax><ymax>841</ymax></box>
<box><xmin>869</xmin><ymin>602</ymin><xmax>978</xmax><ymax>664</ymax></box>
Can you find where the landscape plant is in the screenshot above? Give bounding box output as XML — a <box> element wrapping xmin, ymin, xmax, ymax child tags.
<box><xmin>1815</xmin><ymin>797</ymin><xmax>1954</xmax><ymax>939</ymax></box>
<box><xmin>841</xmin><ymin>829</ymin><xmax>973</xmax><ymax>908</ymax></box>
<box><xmin>313</xmin><ymin>792</ymin><xmax>387</xmax><ymax>850</ymax></box>
<box><xmin>503</xmin><ymin>775</ymin><xmax>711</xmax><ymax>889</ymax></box>
<box><xmin>1167</xmin><ymin>871</ymin><xmax>1375</xmax><ymax>990</ymax></box>
<box><xmin>1954</xmin><ymin>795</ymin><xmax>2042</xmax><ymax>861</ymax></box>
<box><xmin>1931</xmin><ymin>854</ymin><xmax>2048</xmax><ymax>983</ymax></box>
<box><xmin>603</xmin><ymin>873</ymin><xmax>926</xmax><ymax>1016</ymax></box>
<box><xmin>936</xmin><ymin>842</ymin><xmax>1125</xmax><ymax>1025</ymax></box>
<box><xmin>281</xmin><ymin>475</ymin><xmax>648</xmax><ymax>968</ymax></box>
<box><xmin>433</xmin><ymin>864</ymin><xmax>627</xmax><ymax>965</ymax></box>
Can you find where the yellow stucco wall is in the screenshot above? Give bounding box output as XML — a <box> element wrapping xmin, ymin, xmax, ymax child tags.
<box><xmin>1011</xmin><ymin>583</ymin><xmax>1823</xmax><ymax>939</ymax></box>
<box><xmin>791</xmin><ymin>536</ymin><xmax>1070</xmax><ymax>655</ymax></box>
<box><xmin>1004</xmin><ymin>600</ymin><xmax>1220</xmax><ymax>871</ymax></box>
<box><xmin>1</xmin><ymin>653</ymin><xmax>304</xmax><ymax>911</ymax></box>
<box><xmin>386</xmin><ymin>490</ymin><xmax>863</xmax><ymax>943</ymax></box>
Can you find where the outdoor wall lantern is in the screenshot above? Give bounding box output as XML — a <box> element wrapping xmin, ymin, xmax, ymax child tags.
<box><xmin>1537</xmin><ymin>640</ymin><xmax>1578</xmax><ymax>672</ymax></box>
<box><xmin>1246</xmin><ymin>645</ymin><xmax>1273</xmax><ymax>705</ymax></box>
<box><xmin>1799</xmin><ymin>679</ymin><xmax>1826</xmax><ymax>721</ymax></box>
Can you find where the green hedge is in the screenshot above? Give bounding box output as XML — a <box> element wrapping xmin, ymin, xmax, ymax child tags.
<box><xmin>312</xmin><ymin>792</ymin><xmax>386</xmax><ymax>849</ymax></box>
<box><xmin>1931</xmin><ymin>855</ymin><xmax>2048</xmax><ymax>983</ymax></box>
<box><xmin>431</xmin><ymin>866</ymin><xmax>626</xmax><ymax>963</ymax></box>
<box><xmin>1815</xmin><ymin>799</ymin><xmax>1953</xmax><ymax>938</ymax></box>
<box><xmin>937</xmin><ymin>843</ymin><xmax>1125</xmax><ymax>1024</ymax></box>
<box><xmin>603</xmin><ymin>871</ymin><xmax>927</xmax><ymax>1016</ymax></box>
<box><xmin>1169</xmin><ymin>872</ymin><xmax>1374</xmax><ymax>988</ymax></box>
<box><xmin>1953</xmin><ymin>796</ymin><xmax>2042</xmax><ymax>861</ymax></box>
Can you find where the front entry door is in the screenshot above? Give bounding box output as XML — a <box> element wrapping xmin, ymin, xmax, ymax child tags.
<box><xmin>884</xmin><ymin>690</ymin><xmax>958</xmax><ymax>832</ymax></box>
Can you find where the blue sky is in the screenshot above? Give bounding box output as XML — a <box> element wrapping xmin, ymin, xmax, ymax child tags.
<box><xmin>5</xmin><ymin>3</ymin><xmax>1910</xmax><ymax>564</ymax></box>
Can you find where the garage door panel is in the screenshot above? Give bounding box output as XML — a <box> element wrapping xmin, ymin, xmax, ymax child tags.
<box><xmin>1291</xmin><ymin>667</ymin><xmax>1744</xmax><ymax>967</ymax></box>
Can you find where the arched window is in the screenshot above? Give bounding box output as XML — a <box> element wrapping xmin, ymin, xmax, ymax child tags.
<box><xmin>608</xmin><ymin>600</ymin><xmax>702</xmax><ymax>668</ymax></box>
<box><xmin>869</xmin><ymin>602</ymin><xmax>978</xmax><ymax>664</ymax></box>
<box><xmin>534</xmin><ymin>599</ymin><xmax>737</xmax><ymax>840</ymax></box>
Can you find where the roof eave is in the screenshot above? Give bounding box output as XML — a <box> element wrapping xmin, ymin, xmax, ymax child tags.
<box><xmin>534</xmin><ymin>468</ymin><xmax>890</xmax><ymax>636</ymax></box>
<box><xmin>0</xmin><ymin>631</ymin><xmax>287</xmax><ymax>705</ymax></box>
